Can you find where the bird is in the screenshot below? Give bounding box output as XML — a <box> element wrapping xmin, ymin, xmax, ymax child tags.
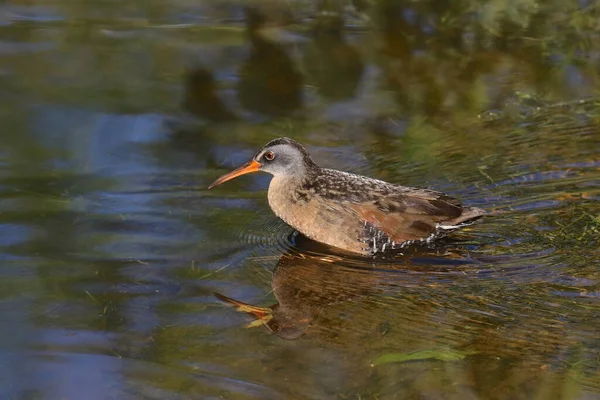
<box><xmin>208</xmin><ymin>137</ymin><xmax>485</xmax><ymax>256</ymax></box>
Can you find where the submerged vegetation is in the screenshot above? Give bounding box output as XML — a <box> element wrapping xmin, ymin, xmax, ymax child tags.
<box><xmin>544</xmin><ymin>209</ymin><xmax>600</xmax><ymax>250</ymax></box>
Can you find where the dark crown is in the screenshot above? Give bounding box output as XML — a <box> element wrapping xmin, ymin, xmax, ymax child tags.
<box><xmin>261</xmin><ymin>137</ymin><xmax>317</xmax><ymax>169</ymax></box>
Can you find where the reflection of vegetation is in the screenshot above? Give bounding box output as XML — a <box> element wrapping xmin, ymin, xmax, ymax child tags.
<box><xmin>1</xmin><ymin>0</ymin><xmax>600</xmax><ymax>399</ymax></box>
<box><xmin>5</xmin><ymin>0</ymin><xmax>599</xmax><ymax>121</ymax></box>
<box><xmin>304</xmin><ymin>10</ymin><xmax>364</xmax><ymax>100</ymax></box>
<box><xmin>182</xmin><ymin>67</ymin><xmax>238</xmax><ymax>122</ymax></box>
<box><xmin>372</xmin><ymin>0</ymin><xmax>600</xmax><ymax>118</ymax></box>
<box><xmin>237</xmin><ymin>6</ymin><xmax>303</xmax><ymax>117</ymax></box>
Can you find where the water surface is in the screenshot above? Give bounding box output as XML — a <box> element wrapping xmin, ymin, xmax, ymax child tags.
<box><xmin>1</xmin><ymin>1</ymin><xmax>599</xmax><ymax>399</ymax></box>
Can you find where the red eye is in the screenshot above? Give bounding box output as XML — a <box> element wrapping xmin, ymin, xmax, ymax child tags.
<box><xmin>264</xmin><ymin>151</ymin><xmax>275</xmax><ymax>161</ymax></box>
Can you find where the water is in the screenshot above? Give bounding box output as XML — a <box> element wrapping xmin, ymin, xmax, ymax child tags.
<box><xmin>1</xmin><ymin>1</ymin><xmax>599</xmax><ymax>399</ymax></box>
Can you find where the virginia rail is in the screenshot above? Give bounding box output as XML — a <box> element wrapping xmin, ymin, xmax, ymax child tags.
<box><xmin>208</xmin><ymin>137</ymin><xmax>485</xmax><ymax>255</ymax></box>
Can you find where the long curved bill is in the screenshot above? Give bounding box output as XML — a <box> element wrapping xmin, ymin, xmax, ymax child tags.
<box><xmin>208</xmin><ymin>159</ymin><xmax>261</xmax><ymax>189</ymax></box>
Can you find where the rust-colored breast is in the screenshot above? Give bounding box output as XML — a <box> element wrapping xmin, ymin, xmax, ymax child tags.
<box><xmin>268</xmin><ymin>175</ymin><xmax>368</xmax><ymax>254</ymax></box>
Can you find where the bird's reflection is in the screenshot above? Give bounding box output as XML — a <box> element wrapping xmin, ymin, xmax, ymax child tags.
<box><xmin>215</xmin><ymin>250</ymin><xmax>375</xmax><ymax>340</ymax></box>
<box><xmin>214</xmin><ymin>236</ymin><xmax>472</xmax><ymax>340</ymax></box>
<box><xmin>237</xmin><ymin>6</ymin><xmax>303</xmax><ymax>118</ymax></box>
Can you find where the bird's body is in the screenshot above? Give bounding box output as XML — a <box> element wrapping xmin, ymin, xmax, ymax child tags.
<box><xmin>209</xmin><ymin>138</ymin><xmax>485</xmax><ymax>256</ymax></box>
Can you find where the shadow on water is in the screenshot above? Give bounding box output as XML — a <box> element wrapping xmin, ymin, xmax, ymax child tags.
<box><xmin>1</xmin><ymin>0</ymin><xmax>600</xmax><ymax>399</ymax></box>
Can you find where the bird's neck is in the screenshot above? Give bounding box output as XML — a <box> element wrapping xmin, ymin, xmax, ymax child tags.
<box><xmin>269</xmin><ymin>167</ymin><xmax>318</xmax><ymax>193</ymax></box>
<box><xmin>267</xmin><ymin>167</ymin><xmax>320</xmax><ymax>219</ymax></box>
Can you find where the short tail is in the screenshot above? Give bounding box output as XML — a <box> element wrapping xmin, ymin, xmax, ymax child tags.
<box><xmin>438</xmin><ymin>206</ymin><xmax>486</xmax><ymax>230</ymax></box>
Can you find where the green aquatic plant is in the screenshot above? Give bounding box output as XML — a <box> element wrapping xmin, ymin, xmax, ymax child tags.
<box><xmin>371</xmin><ymin>347</ymin><xmax>477</xmax><ymax>366</ymax></box>
<box><xmin>544</xmin><ymin>211</ymin><xmax>600</xmax><ymax>250</ymax></box>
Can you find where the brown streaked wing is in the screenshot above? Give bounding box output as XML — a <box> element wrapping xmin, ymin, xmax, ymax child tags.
<box><xmin>349</xmin><ymin>193</ymin><xmax>464</xmax><ymax>242</ymax></box>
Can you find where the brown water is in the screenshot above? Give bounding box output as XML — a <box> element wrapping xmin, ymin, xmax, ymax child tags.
<box><xmin>1</xmin><ymin>1</ymin><xmax>599</xmax><ymax>399</ymax></box>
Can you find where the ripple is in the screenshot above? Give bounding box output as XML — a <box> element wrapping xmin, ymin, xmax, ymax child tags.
<box><xmin>236</xmin><ymin>213</ymin><xmax>296</xmax><ymax>260</ymax></box>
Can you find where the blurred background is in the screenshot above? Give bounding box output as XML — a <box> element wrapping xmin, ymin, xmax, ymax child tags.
<box><xmin>0</xmin><ymin>0</ymin><xmax>599</xmax><ymax>399</ymax></box>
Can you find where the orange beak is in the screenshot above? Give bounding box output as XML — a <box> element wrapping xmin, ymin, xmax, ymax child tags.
<box><xmin>208</xmin><ymin>159</ymin><xmax>261</xmax><ymax>189</ymax></box>
<box><xmin>214</xmin><ymin>292</ymin><xmax>272</xmax><ymax>320</ymax></box>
